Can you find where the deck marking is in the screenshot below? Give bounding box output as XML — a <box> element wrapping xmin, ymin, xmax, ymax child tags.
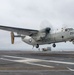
<box><xmin>2</xmin><ymin>55</ymin><xmax>74</xmax><ymax>65</ymax></box>
<box><xmin>67</xmin><ymin>67</ymin><xmax>74</xmax><ymax>71</ymax></box>
<box><xmin>0</xmin><ymin>57</ymin><xmax>54</xmax><ymax>68</ymax></box>
<box><xmin>44</xmin><ymin>60</ymin><xmax>74</xmax><ymax>65</ymax></box>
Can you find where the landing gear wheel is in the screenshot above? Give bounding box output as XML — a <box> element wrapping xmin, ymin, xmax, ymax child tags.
<box><xmin>53</xmin><ymin>43</ymin><xmax>56</xmax><ymax>47</ymax></box>
<box><xmin>36</xmin><ymin>44</ymin><xmax>39</xmax><ymax>48</ymax></box>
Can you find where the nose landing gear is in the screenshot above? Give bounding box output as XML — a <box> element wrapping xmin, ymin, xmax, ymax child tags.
<box><xmin>36</xmin><ymin>44</ymin><xmax>39</xmax><ymax>48</ymax></box>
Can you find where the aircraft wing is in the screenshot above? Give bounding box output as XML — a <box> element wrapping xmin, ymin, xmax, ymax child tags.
<box><xmin>0</xmin><ymin>25</ymin><xmax>39</xmax><ymax>36</ymax></box>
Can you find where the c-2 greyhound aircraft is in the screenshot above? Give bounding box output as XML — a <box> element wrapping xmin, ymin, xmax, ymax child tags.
<box><xmin>0</xmin><ymin>25</ymin><xmax>74</xmax><ymax>48</ymax></box>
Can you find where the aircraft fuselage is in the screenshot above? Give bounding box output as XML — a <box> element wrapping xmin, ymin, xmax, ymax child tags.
<box><xmin>22</xmin><ymin>28</ymin><xmax>74</xmax><ymax>47</ymax></box>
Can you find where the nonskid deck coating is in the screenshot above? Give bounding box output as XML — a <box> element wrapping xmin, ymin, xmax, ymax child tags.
<box><xmin>0</xmin><ymin>50</ymin><xmax>74</xmax><ymax>75</ymax></box>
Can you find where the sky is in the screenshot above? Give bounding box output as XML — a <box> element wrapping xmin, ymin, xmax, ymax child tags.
<box><xmin>0</xmin><ymin>0</ymin><xmax>74</xmax><ymax>51</ymax></box>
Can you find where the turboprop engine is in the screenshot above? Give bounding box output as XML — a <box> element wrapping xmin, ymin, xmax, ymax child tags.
<box><xmin>41</xmin><ymin>27</ymin><xmax>51</xmax><ymax>35</ymax></box>
<box><xmin>35</xmin><ymin>27</ymin><xmax>51</xmax><ymax>41</ymax></box>
<box><xmin>40</xmin><ymin>27</ymin><xmax>51</xmax><ymax>38</ymax></box>
<box><xmin>34</xmin><ymin>20</ymin><xmax>52</xmax><ymax>41</ymax></box>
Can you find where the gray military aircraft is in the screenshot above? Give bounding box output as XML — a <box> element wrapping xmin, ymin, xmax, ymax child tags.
<box><xmin>0</xmin><ymin>25</ymin><xmax>74</xmax><ymax>48</ymax></box>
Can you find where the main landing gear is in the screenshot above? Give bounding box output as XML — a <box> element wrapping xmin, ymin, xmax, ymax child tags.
<box><xmin>36</xmin><ymin>44</ymin><xmax>39</xmax><ymax>48</ymax></box>
<box><xmin>52</xmin><ymin>43</ymin><xmax>56</xmax><ymax>47</ymax></box>
<box><xmin>36</xmin><ymin>44</ymin><xmax>40</xmax><ymax>51</ymax></box>
<box><xmin>35</xmin><ymin>44</ymin><xmax>56</xmax><ymax>48</ymax></box>
<box><xmin>32</xmin><ymin>44</ymin><xmax>39</xmax><ymax>49</ymax></box>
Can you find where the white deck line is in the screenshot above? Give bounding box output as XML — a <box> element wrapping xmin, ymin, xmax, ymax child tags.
<box><xmin>0</xmin><ymin>57</ymin><xmax>54</xmax><ymax>68</ymax></box>
<box><xmin>2</xmin><ymin>55</ymin><xmax>74</xmax><ymax>65</ymax></box>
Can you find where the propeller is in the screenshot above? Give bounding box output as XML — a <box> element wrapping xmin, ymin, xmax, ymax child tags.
<box><xmin>40</xmin><ymin>20</ymin><xmax>53</xmax><ymax>33</ymax></box>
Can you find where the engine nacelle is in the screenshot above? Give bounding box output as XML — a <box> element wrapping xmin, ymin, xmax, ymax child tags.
<box><xmin>40</xmin><ymin>27</ymin><xmax>51</xmax><ymax>33</ymax></box>
<box><xmin>11</xmin><ymin>32</ymin><xmax>14</xmax><ymax>44</ymax></box>
<box><xmin>36</xmin><ymin>27</ymin><xmax>51</xmax><ymax>41</ymax></box>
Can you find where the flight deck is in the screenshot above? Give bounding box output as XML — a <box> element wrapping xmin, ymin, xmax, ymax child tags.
<box><xmin>0</xmin><ymin>50</ymin><xmax>74</xmax><ymax>75</ymax></box>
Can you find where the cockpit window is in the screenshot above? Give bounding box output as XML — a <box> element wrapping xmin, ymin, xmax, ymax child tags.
<box><xmin>65</xmin><ymin>28</ymin><xmax>73</xmax><ymax>31</ymax></box>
